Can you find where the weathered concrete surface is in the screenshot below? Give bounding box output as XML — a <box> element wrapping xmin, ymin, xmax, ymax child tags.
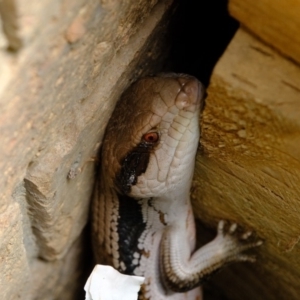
<box><xmin>192</xmin><ymin>28</ymin><xmax>300</xmax><ymax>299</ymax></box>
<box><xmin>0</xmin><ymin>0</ymin><xmax>174</xmax><ymax>299</ymax></box>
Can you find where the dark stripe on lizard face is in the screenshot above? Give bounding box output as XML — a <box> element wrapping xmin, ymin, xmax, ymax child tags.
<box><xmin>115</xmin><ymin>140</ymin><xmax>156</xmax><ymax>194</ymax></box>
<box><xmin>117</xmin><ymin>193</ymin><xmax>146</xmax><ymax>275</ymax></box>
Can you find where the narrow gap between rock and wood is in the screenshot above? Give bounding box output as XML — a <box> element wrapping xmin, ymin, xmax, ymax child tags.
<box><xmin>167</xmin><ymin>0</ymin><xmax>239</xmax><ymax>87</ymax></box>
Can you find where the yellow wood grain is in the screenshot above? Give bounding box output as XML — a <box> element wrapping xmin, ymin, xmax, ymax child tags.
<box><xmin>192</xmin><ymin>28</ymin><xmax>300</xmax><ymax>299</ymax></box>
<box><xmin>229</xmin><ymin>0</ymin><xmax>300</xmax><ymax>64</ymax></box>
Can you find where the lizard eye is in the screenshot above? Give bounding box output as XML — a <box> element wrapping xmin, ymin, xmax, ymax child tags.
<box><xmin>142</xmin><ymin>132</ymin><xmax>159</xmax><ymax>143</ymax></box>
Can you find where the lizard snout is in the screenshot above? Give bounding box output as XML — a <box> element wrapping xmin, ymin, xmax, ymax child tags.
<box><xmin>175</xmin><ymin>77</ymin><xmax>205</xmax><ymax>111</ymax></box>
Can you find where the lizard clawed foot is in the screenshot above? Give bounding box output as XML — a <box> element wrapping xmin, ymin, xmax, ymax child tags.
<box><xmin>214</xmin><ymin>220</ymin><xmax>263</xmax><ymax>264</ymax></box>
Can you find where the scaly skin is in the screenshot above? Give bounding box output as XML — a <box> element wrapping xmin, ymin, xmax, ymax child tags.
<box><xmin>92</xmin><ymin>74</ymin><xmax>262</xmax><ymax>300</ymax></box>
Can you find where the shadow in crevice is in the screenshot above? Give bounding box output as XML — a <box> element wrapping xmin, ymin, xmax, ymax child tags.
<box><xmin>168</xmin><ymin>0</ymin><xmax>239</xmax><ymax>86</ymax></box>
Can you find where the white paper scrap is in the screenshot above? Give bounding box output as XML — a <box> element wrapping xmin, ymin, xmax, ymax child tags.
<box><xmin>84</xmin><ymin>264</ymin><xmax>145</xmax><ymax>300</ymax></box>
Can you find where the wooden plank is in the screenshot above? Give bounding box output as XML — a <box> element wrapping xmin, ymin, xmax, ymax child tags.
<box><xmin>228</xmin><ymin>0</ymin><xmax>300</xmax><ymax>64</ymax></box>
<box><xmin>192</xmin><ymin>28</ymin><xmax>300</xmax><ymax>299</ymax></box>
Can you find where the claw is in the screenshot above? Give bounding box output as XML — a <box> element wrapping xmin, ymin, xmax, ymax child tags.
<box><xmin>218</xmin><ymin>220</ymin><xmax>225</xmax><ymax>233</ymax></box>
<box><xmin>236</xmin><ymin>254</ymin><xmax>256</xmax><ymax>263</ymax></box>
<box><xmin>242</xmin><ymin>231</ymin><xmax>252</xmax><ymax>240</ymax></box>
<box><xmin>256</xmin><ymin>240</ymin><xmax>263</xmax><ymax>246</ymax></box>
<box><xmin>229</xmin><ymin>223</ymin><xmax>237</xmax><ymax>234</ymax></box>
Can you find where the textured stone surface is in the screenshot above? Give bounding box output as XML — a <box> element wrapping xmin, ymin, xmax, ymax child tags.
<box><xmin>192</xmin><ymin>28</ymin><xmax>300</xmax><ymax>299</ymax></box>
<box><xmin>229</xmin><ymin>0</ymin><xmax>300</xmax><ymax>64</ymax></box>
<box><xmin>0</xmin><ymin>0</ymin><xmax>174</xmax><ymax>298</ymax></box>
<box><xmin>29</xmin><ymin>236</ymin><xmax>87</xmax><ymax>300</ymax></box>
<box><xmin>0</xmin><ymin>202</ymin><xmax>30</xmax><ymax>300</ymax></box>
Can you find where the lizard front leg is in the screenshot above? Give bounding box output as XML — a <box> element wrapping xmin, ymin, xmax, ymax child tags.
<box><xmin>160</xmin><ymin>220</ymin><xmax>262</xmax><ymax>292</ymax></box>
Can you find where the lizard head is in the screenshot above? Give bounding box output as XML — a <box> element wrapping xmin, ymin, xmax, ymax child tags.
<box><xmin>101</xmin><ymin>73</ymin><xmax>205</xmax><ymax>197</ymax></box>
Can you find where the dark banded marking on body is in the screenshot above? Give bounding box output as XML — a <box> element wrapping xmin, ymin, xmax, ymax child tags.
<box><xmin>117</xmin><ymin>193</ymin><xmax>146</xmax><ymax>274</ymax></box>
